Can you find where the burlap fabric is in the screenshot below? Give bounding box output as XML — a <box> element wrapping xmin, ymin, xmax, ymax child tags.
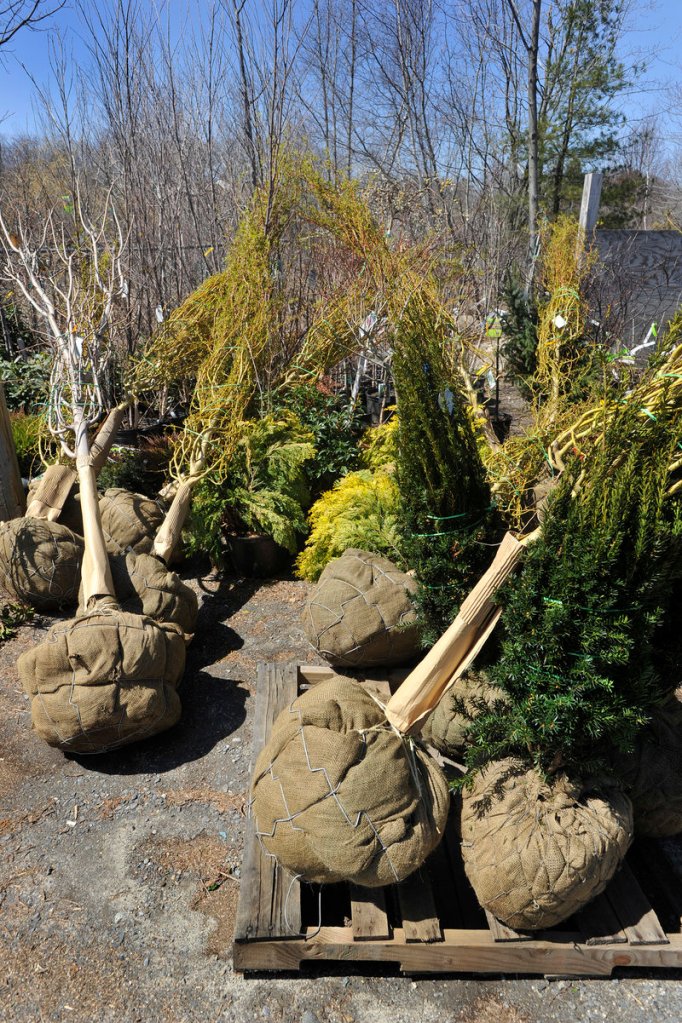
<box><xmin>18</xmin><ymin>607</ymin><xmax>186</xmax><ymax>753</ymax></box>
<box><xmin>99</xmin><ymin>489</ymin><xmax>165</xmax><ymax>556</ymax></box>
<box><xmin>303</xmin><ymin>549</ymin><xmax>420</xmax><ymax>668</ymax></box>
<box><xmin>461</xmin><ymin>758</ymin><xmax>633</xmax><ymax>930</ymax></box>
<box><xmin>0</xmin><ymin>518</ymin><xmax>84</xmax><ymax>610</ymax></box>
<box><xmin>251</xmin><ymin>677</ymin><xmax>450</xmax><ymax>887</ymax></box>
<box><xmin>422</xmin><ymin>672</ymin><xmax>509</xmax><ymax>759</ymax></box>
<box><xmin>615</xmin><ymin>692</ymin><xmax>682</xmax><ymax>837</ymax></box>
<box><xmin>78</xmin><ymin>552</ymin><xmax>198</xmax><ymax>639</ymax></box>
<box><xmin>27</xmin><ymin>476</ymin><xmax>83</xmax><ymax>534</ymax></box>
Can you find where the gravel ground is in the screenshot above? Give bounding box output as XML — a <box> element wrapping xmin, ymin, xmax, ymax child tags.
<box><xmin>2</xmin><ymin>566</ymin><xmax>682</xmax><ymax>1022</ymax></box>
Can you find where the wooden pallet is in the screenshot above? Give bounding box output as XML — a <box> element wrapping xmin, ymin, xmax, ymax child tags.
<box><xmin>233</xmin><ymin>662</ymin><xmax>682</xmax><ymax>976</ymax></box>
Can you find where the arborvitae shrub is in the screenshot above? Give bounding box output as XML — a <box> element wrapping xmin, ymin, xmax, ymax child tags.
<box><xmin>295</xmin><ymin>468</ymin><xmax>402</xmax><ymax>581</ymax></box>
<box><xmin>393</xmin><ymin>307</ymin><xmax>500</xmax><ymax>644</ymax></box>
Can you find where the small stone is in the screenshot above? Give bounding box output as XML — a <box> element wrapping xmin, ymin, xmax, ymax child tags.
<box><xmin>301</xmin><ymin>1013</ymin><xmax>319</xmax><ymax>1023</ymax></box>
<box><xmin>114</xmin><ymin>912</ymin><xmax>124</xmax><ymax>924</ymax></box>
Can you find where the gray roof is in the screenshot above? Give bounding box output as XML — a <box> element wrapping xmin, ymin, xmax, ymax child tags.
<box><xmin>593</xmin><ymin>230</ymin><xmax>682</xmax><ymax>349</ymax></box>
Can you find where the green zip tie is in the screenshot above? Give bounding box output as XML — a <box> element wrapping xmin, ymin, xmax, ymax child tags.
<box><xmin>554</xmin><ymin>286</ymin><xmax>581</xmax><ymax>301</ymax></box>
<box><xmin>425</xmin><ymin>511</ymin><xmax>470</xmax><ymax>523</ymax></box>
<box><xmin>425</xmin><ymin>503</ymin><xmax>497</xmax><ymax>524</ymax></box>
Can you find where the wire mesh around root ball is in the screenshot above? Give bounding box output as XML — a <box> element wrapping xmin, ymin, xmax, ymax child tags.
<box><xmin>99</xmin><ymin>489</ymin><xmax>166</xmax><ymax>556</ymax></box>
<box><xmin>78</xmin><ymin>551</ymin><xmax>198</xmax><ymax>639</ymax></box>
<box><xmin>251</xmin><ymin>676</ymin><xmax>450</xmax><ymax>887</ymax></box>
<box><xmin>0</xmin><ymin>517</ymin><xmax>84</xmax><ymax>611</ymax></box>
<box><xmin>303</xmin><ymin>549</ymin><xmax>421</xmax><ymax>668</ymax></box>
<box><xmin>18</xmin><ymin>607</ymin><xmax>186</xmax><ymax>753</ymax></box>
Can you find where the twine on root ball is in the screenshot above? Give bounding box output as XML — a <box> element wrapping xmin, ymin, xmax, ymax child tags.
<box><xmin>0</xmin><ymin>518</ymin><xmax>83</xmax><ymax>610</ymax></box>
<box><xmin>460</xmin><ymin>757</ymin><xmax>633</xmax><ymax>930</ymax></box>
<box><xmin>303</xmin><ymin>548</ymin><xmax>421</xmax><ymax>668</ymax></box>
<box><xmin>251</xmin><ymin>676</ymin><xmax>450</xmax><ymax>887</ymax></box>
<box><xmin>78</xmin><ymin>551</ymin><xmax>198</xmax><ymax>641</ymax></box>
<box><xmin>99</xmin><ymin>488</ymin><xmax>166</xmax><ymax>556</ymax></box>
<box><xmin>422</xmin><ymin>672</ymin><xmax>509</xmax><ymax>760</ymax></box>
<box><xmin>18</xmin><ymin>607</ymin><xmax>185</xmax><ymax>753</ymax></box>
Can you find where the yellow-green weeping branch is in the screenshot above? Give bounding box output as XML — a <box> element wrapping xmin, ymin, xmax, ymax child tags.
<box><xmin>133</xmin><ymin>156</ymin><xmax>488</xmax><ymax>484</ymax></box>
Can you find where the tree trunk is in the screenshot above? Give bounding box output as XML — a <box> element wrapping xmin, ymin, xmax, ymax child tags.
<box><xmin>526</xmin><ymin>0</ymin><xmax>542</xmax><ymax>295</ymax></box>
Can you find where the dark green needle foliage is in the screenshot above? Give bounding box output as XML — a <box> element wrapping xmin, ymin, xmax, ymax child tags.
<box><xmin>500</xmin><ymin>280</ymin><xmax>539</xmax><ymax>400</ymax></box>
<box><xmin>465</xmin><ymin>399</ymin><xmax>682</xmax><ymax>778</ymax></box>
<box><xmin>394</xmin><ymin>305</ymin><xmax>500</xmax><ymax>645</ymax></box>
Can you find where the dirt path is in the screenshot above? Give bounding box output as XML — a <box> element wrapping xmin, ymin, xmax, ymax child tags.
<box><xmin>1</xmin><ymin>569</ymin><xmax>681</xmax><ymax>1022</ymax></box>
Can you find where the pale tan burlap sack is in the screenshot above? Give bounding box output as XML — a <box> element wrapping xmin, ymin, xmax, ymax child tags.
<box><xmin>99</xmin><ymin>488</ymin><xmax>166</xmax><ymax>556</ymax></box>
<box><xmin>460</xmin><ymin>758</ymin><xmax>633</xmax><ymax>930</ymax></box>
<box><xmin>251</xmin><ymin>676</ymin><xmax>450</xmax><ymax>887</ymax></box>
<box><xmin>422</xmin><ymin>672</ymin><xmax>509</xmax><ymax>759</ymax></box>
<box><xmin>303</xmin><ymin>549</ymin><xmax>420</xmax><ymax>668</ymax></box>
<box><xmin>27</xmin><ymin>475</ymin><xmax>84</xmax><ymax>534</ymax></box>
<box><xmin>615</xmin><ymin>691</ymin><xmax>682</xmax><ymax>837</ymax></box>
<box><xmin>17</xmin><ymin>607</ymin><xmax>186</xmax><ymax>753</ymax></box>
<box><xmin>0</xmin><ymin>518</ymin><xmax>84</xmax><ymax>610</ymax></box>
<box><xmin>77</xmin><ymin>551</ymin><xmax>198</xmax><ymax>639</ymax></box>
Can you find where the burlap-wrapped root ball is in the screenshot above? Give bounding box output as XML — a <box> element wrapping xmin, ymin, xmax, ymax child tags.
<box><xmin>18</xmin><ymin>608</ymin><xmax>186</xmax><ymax>753</ymax></box>
<box><xmin>0</xmin><ymin>518</ymin><xmax>84</xmax><ymax>610</ymax></box>
<box><xmin>304</xmin><ymin>549</ymin><xmax>420</xmax><ymax>668</ymax></box>
<box><xmin>99</xmin><ymin>488</ymin><xmax>165</xmax><ymax>556</ymax></box>
<box><xmin>251</xmin><ymin>677</ymin><xmax>450</xmax><ymax>886</ymax></box>
<box><xmin>615</xmin><ymin>692</ymin><xmax>682</xmax><ymax>837</ymax></box>
<box><xmin>422</xmin><ymin>672</ymin><xmax>509</xmax><ymax>759</ymax></box>
<box><xmin>461</xmin><ymin>758</ymin><xmax>633</xmax><ymax>930</ymax></box>
<box><xmin>78</xmin><ymin>552</ymin><xmax>198</xmax><ymax>640</ymax></box>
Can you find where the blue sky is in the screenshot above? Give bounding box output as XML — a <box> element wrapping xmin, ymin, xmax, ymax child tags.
<box><xmin>1</xmin><ymin>0</ymin><xmax>681</xmax><ymax>142</ymax></box>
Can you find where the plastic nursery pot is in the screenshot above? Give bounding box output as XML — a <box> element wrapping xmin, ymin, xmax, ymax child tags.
<box><xmin>227</xmin><ymin>533</ymin><xmax>290</xmax><ymax>578</ymax></box>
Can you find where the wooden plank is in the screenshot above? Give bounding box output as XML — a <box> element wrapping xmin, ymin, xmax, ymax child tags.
<box><xmin>235</xmin><ymin>927</ymin><xmax>682</xmax><ymax>976</ymax></box>
<box><xmin>484</xmin><ymin>910</ymin><xmax>529</xmax><ymax>943</ymax></box>
<box><xmin>298</xmin><ymin>664</ymin><xmax>337</xmax><ymax>686</ymax></box>
<box><xmin>605</xmin><ymin>860</ymin><xmax>669</xmax><ymax>946</ymax></box>
<box><xmin>349</xmin><ymin>885</ymin><xmax>391</xmax><ymax>940</ymax></box>
<box><xmin>577</xmin><ymin>893</ymin><xmax>627</xmax><ymax>946</ymax></box>
<box><xmin>396</xmin><ymin>869</ymin><xmax>442</xmax><ymax>943</ymax></box>
<box><xmin>234</xmin><ymin>662</ymin><xmax>301</xmax><ymax>943</ymax></box>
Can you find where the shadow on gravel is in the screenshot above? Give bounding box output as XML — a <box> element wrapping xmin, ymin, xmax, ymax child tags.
<box><xmin>66</xmin><ymin>669</ymin><xmax>248</xmax><ymax>777</ymax></box>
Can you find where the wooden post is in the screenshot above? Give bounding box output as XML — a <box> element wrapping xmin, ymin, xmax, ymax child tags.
<box><xmin>0</xmin><ymin>382</ymin><xmax>25</xmax><ymax>521</ymax></box>
<box><xmin>578</xmin><ymin>172</ymin><xmax>603</xmax><ymax>240</ymax></box>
